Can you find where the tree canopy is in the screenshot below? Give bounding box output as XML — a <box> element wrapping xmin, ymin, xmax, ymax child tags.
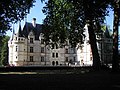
<box><xmin>0</xmin><ymin>35</ymin><xmax>10</xmax><ymax>66</ymax></box>
<box><xmin>42</xmin><ymin>0</ymin><xmax>113</xmax><ymax>70</ymax></box>
<box><xmin>0</xmin><ymin>0</ymin><xmax>35</xmax><ymax>35</ymax></box>
<box><xmin>42</xmin><ymin>0</ymin><xmax>111</xmax><ymax>46</ymax></box>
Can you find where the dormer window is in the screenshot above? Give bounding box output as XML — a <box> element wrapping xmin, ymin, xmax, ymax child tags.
<box><xmin>30</xmin><ymin>38</ymin><xmax>33</xmax><ymax>43</ymax></box>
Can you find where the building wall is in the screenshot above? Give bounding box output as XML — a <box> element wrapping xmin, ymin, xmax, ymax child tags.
<box><xmin>8</xmin><ymin>31</ymin><xmax>78</xmax><ymax>66</ymax></box>
<box><xmin>96</xmin><ymin>31</ymin><xmax>113</xmax><ymax>65</ymax></box>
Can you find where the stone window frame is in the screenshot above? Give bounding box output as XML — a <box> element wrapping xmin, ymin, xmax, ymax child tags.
<box><xmin>30</xmin><ymin>56</ymin><xmax>33</xmax><ymax>62</ymax></box>
<box><xmin>30</xmin><ymin>47</ymin><xmax>33</xmax><ymax>53</ymax></box>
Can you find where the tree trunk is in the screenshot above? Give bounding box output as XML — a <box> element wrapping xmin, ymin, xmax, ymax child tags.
<box><xmin>112</xmin><ymin>0</ymin><xmax>119</xmax><ymax>72</ymax></box>
<box><xmin>87</xmin><ymin>21</ymin><xmax>100</xmax><ymax>70</ymax></box>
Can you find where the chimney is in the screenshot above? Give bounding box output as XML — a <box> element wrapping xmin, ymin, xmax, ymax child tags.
<box><xmin>32</xmin><ymin>18</ymin><xmax>36</xmax><ymax>27</ymax></box>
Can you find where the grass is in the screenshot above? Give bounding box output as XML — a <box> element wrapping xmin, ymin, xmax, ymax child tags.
<box><xmin>0</xmin><ymin>69</ymin><xmax>120</xmax><ymax>90</ymax></box>
<box><xmin>0</xmin><ymin>68</ymin><xmax>91</xmax><ymax>74</ymax></box>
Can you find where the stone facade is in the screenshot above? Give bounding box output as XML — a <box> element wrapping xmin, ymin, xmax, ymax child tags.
<box><xmin>8</xmin><ymin>19</ymin><xmax>82</xmax><ymax>66</ymax></box>
<box><xmin>96</xmin><ymin>25</ymin><xmax>113</xmax><ymax>65</ymax></box>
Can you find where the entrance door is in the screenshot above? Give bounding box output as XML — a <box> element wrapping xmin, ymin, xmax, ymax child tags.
<box><xmin>52</xmin><ymin>61</ymin><xmax>55</xmax><ymax>66</ymax></box>
<box><xmin>56</xmin><ymin>61</ymin><xmax>58</xmax><ymax>65</ymax></box>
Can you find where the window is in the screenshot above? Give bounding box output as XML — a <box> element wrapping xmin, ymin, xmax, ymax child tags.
<box><xmin>41</xmin><ymin>39</ymin><xmax>44</xmax><ymax>44</ymax></box>
<box><xmin>30</xmin><ymin>38</ymin><xmax>33</xmax><ymax>43</ymax></box>
<box><xmin>73</xmin><ymin>57</ymin><xmax>76</xmax><ymax>62</ymax></box>
<box><xmin>90</xmin><ymin>57</ymin><xmax>93</xmax><ymax>61</ymax></box>
<box><xmin>52</xmin><ymin>53</ymin><xmax>55</xmax><ymax>58</ymax></box>
<box><xmin>56</xmin><ymin>53</ymin><xmax>58</xmax><ymax>58</ymax></box>
<box><xmin>65</xmin><ymin>49</ymin><xmax>68</xmax><ymax>54</ymax></box>
<box><xmin>30</xmin><ymin>56</ymin><xmax>33</xmax><ymax>62</ymax></box>
<box><xmin>16</xmin><ymin>46</ymin><xmax>18</xmax><ymax>52</ymax></box>
<box><xmin>56</xmin><ymin>61</ymin><xmax>58</xmax><ymax>65</ymax></box>
<box><xmin>41</xmin><ymin>47</ymin><xmax>44</xmax><ymax>53</ymax></box>
<box><xmin>73</xmin><ymin>48</ymin><xmax>76</xmax><ymax>53</ymax></box>
<box><xmin>30</xmin><ymin>47</ymin><xmax>33</xmax><ymax>53</ymax></box>
<box><xmin>65</xmin><ymin>57</ymin><xmax>68</xmax><ymax>62</ymax></box>
<box><xmin>16</xmin><ymin>37</ymin><xmax>17</xmax><ymax>40</ymax></box>
<box><xmin>41</xmin><ymin>56</ymin><xmax>44</xmax><ymax>62</ymax></box>
<box><xmin>52</xmin><ymin>61</ymin><xmax>55</xmax><ymax>66</ymax></box>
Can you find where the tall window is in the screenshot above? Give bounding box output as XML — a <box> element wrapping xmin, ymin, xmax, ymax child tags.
<box><xmin>65</xmin><ymin>49</ymin><xmax>68</xmax><ymax>54</ymax></box>
<box><xmin>41</xmin><ymin>39</ymin><xmax>44</xmax><ymax>44</ymax></box>
<box><xmin>73</xmin><ymin>48</ymin><xmax>76</xmax><ymax>53</ymax></box>
<box><xmin>41</xmin><ymin>56</ymin><xmax>44</xmax><ymax>62</ymax></box>
<box><xmin>30</xmin><ymin>38</ymin><xmax>33</xmax><ymax>43</ymax></box>
<box><xmin>52</xmin><ymin>53</ymin><xmax>55</xmax><ymax>58</ymax></box>
<box><xmin>56</xmin><ymin>53</ymin><xmax>58</xmax><ymax>58</ymax></box>
<box><xmin>16</xmin><ymin>46</ymin><xmax>18</xmax><ymax>52</ymax></box>
<box><xmin>30</xmin><ymin>47</ymin><xmax>33</xmax><ymax>53</ymax></box>
<box><xmin>16</xmin><ymin>37</ymin><xmax>17</xmax><ymax>40</ymax></box>
<box><xmin>30</xmin><ymin>56</ymin><xmax>33</xmax><ymax>62</ymax></box>
<box><xmin>73</xmin><ymin>57</ymin><xmax>76</xmax><ymax>62</ymax></box>
<box><xmin>41</xmin><ymin>47</ymin><xmax>44</xmax><ymax>53</ymax></box>
<box><xmin>65</xmin><ymin>57</ymin><xmax>68</xmax><ymax>62</ymax></box>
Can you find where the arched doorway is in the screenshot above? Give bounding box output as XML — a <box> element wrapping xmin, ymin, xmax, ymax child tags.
<box><xmin>52</xmin><ymin>61</ymin><xmax>55</xmax><ymax>66</ymax></box>
<box><xmin>56</xmin><ymin>61</ymin><xmax>58</xmax><ymax>65</ymax></box>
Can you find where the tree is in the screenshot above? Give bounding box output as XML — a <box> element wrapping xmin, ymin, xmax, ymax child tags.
<box><xmin>42</xmin><ymin>0</ymin><xmax>85</xmax><ymax>47</ymax></box>
<box><xmin>0</xmin><ymin>0</ymin><xmax>35</xmax><ymax>35</ymax></box>
<box><xmin>0</xmin><ymin>36</ymin><xmax>10</xmax><ymax>66</ymax></box>
<box><xmin>112</xmin><ymin>0</ymin><xmax>120</xmax><ymax>72</ymax></box>
<box><xmin>42</xmin><ymin>0</ymin><xmax>110</xmax><ymax>70</ymax></box>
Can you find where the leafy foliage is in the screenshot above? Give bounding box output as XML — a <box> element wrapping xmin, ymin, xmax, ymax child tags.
<box><xmin>42</xmin><ymin>0</ymin><xmax>111</xmax><ymax>47</ymax></box>
<box><xmin>0</xmin><ymin>36</ymin><xmax>10</xmax><ymax>66</ymax></box>
<box><xmin>0</xmin><ymin>0</ymin><xmax>35</xmax><ymax>35</ymax></box>
<box><xmin>42</xmin><ymin>0</ymin><xmax>85</xmax><ymax>47</ymax></box>
<box><xmin>42</xmin><ymin>0</ymin><xmax>112</xmax><ymax>70</ymax></box>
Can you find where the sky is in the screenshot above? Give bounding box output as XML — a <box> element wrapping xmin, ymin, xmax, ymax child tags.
<box><xmin>6</xmin><ymin>0</ymin><xmax>46</xmax><ymax>36</ymax></box>
<box><xmin>6</xmin><ymin>0</ymin><xmax>114</xmax><ymax>36</ymax></box>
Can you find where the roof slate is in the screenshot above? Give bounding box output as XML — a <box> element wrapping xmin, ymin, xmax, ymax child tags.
<box><xmin>21</xmin><ymin>22</ymin><xmax>43</xmax><ymax>40</ymax></box>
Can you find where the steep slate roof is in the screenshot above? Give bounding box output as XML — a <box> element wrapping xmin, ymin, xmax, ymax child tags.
<box><xmin>18</xmin><ymin>23</ymin><xmax>23</xmax><ymax>37</ymax></box>
<box><xmin>22</xmin><ymin>22</ymin><xmax>43</xmax><ymax>40</ymax></box>
<box><xmin>104</xmin><ymin>26</ymin><xmax>111</xmax><ymax>38</ymax></box>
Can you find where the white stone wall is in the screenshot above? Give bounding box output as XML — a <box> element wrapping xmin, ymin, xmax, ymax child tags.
<box><xmin>8</xmin><ymin>24</ymin><xmax>92</xmax><ymax>66</ymax></box>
